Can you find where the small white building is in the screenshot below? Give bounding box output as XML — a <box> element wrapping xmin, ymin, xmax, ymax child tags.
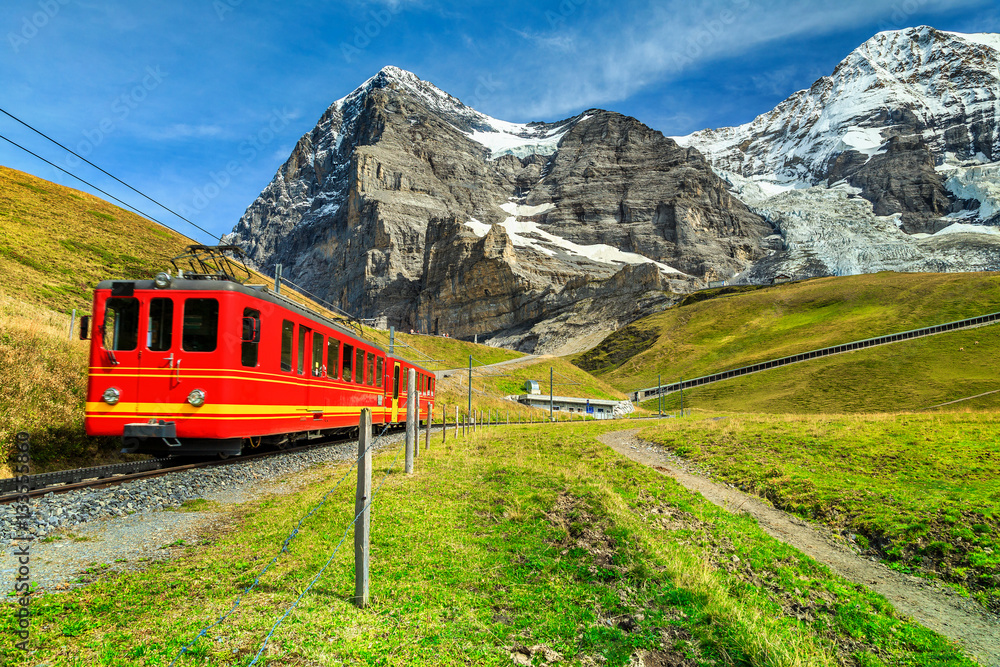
<box><xmin>512</xmin><ymin>394</ymin><xmax>622</xmax><ymax>419</ymax></box>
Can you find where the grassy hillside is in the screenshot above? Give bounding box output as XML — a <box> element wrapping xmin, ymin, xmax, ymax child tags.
<box><xmin>640</xmin><ymin>324</ymin><xmax>1000</xmax><ymax>414</ymax></box>
<box><xmin>577</xmin><ymin>272</ymin><xmax>1000</xmax><ymax>402</ymax></box>
<box><xmin>432</xmin><ymin>355</ymin><xmax>631</xmax><ymax>424</ymax></box>
<box><xmin>0</xmin><ymin>166</ymin><xmax>194</xmax><ymax>312</ymax></box>
<box><xmin>360</xmin><ymin>328</ymin><xmax>525</xmax><ymax>370</ymax></box>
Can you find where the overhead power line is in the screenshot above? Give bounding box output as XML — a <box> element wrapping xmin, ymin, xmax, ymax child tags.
<box><xmin>0</xmin><ymin>107</ymin><xmax>220</xmax><ymax>241</ymax></box>
<box><xmin>0</xmin><ymin>131</ymin><xmax>176</xmax><ymax>230</ymax></box>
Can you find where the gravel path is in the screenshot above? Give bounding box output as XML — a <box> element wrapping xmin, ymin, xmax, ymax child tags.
<box><xmin>599</xmin><ymin>429</ymin><xmax>1000</xmax><ymax>667</ymax></box>
<box><xmin>2</xmin><ymin>430</ymin><xmax>407</xmax><ymax>597</ymax></box>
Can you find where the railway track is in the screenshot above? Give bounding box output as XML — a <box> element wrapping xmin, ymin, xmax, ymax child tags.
<box><xmin>0</xmin><ymin>430</ymin><xmax>395</xmax><ymax>504</ymax></box>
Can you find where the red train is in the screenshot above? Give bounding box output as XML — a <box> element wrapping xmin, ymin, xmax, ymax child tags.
<box><xmin>83</xmin><ymin>246</ymin><xmax>434</xmax><ymax>457</ymax></box>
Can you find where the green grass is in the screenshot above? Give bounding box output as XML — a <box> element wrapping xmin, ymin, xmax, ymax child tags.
<box><xmin>0</xmin><ymin>423</ymin><xmax>974</xmax><ymax>666</ymax></box>
<box><xmin>638</xmin><ymin>413</ymin><xmax>1000</xmax><ymax>612</ymax></box>
<box><xmin>361</xmin><ymin>327</ymin><xmax>526</xmax><ymax>371</ymax></box>
<box><xmin>638</xmin><ymin>325</ymin><xmax>1000</xmax><ymax>414</ymax></box>
<box><xmin>576</xmin><ymin>271</ymin><xmax>1000</xmax><ymax>403</ymax></box>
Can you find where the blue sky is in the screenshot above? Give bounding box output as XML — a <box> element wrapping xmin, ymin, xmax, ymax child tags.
<box><xmin>1</xmin><ymin>0</ymin><xmax>996</xmax><ymax>243</ymax></box>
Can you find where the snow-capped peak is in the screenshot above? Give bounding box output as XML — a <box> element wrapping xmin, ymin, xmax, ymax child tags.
<box><xmin>676</xmin><ymin>26</ymin><xmax>1000</xmax><ymax>185</ymax></box>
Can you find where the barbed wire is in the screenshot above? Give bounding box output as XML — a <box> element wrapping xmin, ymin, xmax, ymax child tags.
<box><xmin>247</xmin><ymin>437</ymin><xmax>407</xmax><ymax>665</ymax></box>
<box><xmin>169</xmin><ymin>422</ymin><xmax>391</xmax><ymax>665</ymax></box>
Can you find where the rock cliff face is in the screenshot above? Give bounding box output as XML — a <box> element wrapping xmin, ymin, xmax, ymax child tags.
<box><xmin>226</xmin><ymin>67</ymin><xmax>771</xmax><ymax>351</ymax></box>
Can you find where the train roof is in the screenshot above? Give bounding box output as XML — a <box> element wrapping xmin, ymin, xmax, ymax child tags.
<box><xmin>94</xmin><ymin>278</ymin><xmax>432</xmax><ymax>373</ymax></box>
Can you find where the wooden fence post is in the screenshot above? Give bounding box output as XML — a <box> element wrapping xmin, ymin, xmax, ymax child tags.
<box><xmin>405</xmin><ymin>369</ymin><xmax>416</xmax><ymax>474</ymax></box>
<box><xmin>454</xmin><ymin>406</ymin><xmax>458</xmax><ymax>438</ymax></box>
<box><xmin>354</xmin><ymin>409</ymin><xmax>372</xmax><ymax>608</ymax></box>
<box><xmin>442</xmin><ymin>404</ymin><xmax>447</xmax><ymax>443</ymax></box>
<box><xmin>424</xmin><ymin>411</ymin><xmax>431</xmax><ymax>451</ymax></box>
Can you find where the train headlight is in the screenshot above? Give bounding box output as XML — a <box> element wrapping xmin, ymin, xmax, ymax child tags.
<box><xmin>153</xmin><ymin>272</ymin><xmax>172</xmax><ymax>288</ymax></box>
<box><xmin>187</xmin><ymin>389</ymin><xmax>207</xmax><ymax>407</ymax></box>
<box><xmin>101</xmin><ymin>387</ymin><xmax>121</xmax><ymax>405</ymax></box>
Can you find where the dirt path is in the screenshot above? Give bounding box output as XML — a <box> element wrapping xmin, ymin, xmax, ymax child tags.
<box><xmin>598</xmin><ymin>429</ymin><xmax>1000</xmax><ymax>667</ymax></box>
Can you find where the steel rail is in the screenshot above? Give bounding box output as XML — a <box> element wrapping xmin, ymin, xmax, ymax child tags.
<box><xmin>0</xmin><ymin>429</ymin><xmax>403</xmax><ymax>504</ymax></box>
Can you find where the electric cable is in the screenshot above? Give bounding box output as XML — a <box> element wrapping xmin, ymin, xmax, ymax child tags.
<box><xmin>0</xmin><ymin>107</ymin><xmax>220</xmax><ymax>241</ymax></box>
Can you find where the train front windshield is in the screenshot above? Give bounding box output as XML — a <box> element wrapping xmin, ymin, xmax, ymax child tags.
<box><xmin>103</xmin><ymin>297</ymin><xmax>140</xmax><ymax>351</ymax></box>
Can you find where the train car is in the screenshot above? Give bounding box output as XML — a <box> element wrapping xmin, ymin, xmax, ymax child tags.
<box><xmin>83</xmin><ymin>246</ymin><xmax>435</xmax><ymax>457</ymax></box>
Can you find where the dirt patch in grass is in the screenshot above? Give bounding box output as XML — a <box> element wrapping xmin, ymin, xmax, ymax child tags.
<box><xmin>545</xmin><ymin>492</ymin><xmax>619</xmax><ymax>573</ymax></box>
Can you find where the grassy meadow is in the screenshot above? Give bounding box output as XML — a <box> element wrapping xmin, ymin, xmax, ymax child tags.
<box><xmin>638</xmin><ymin>412</ymin><xmax>1000</xmax><ymax>612</ymax></box>
<box><xmin>637</xmin><ymin>323</ymin><xmax>1000</xmax><ymax>415</ymax></box>
<box><xmin>0</xmin><ymin>422</ymin><xmax>976</xmax><ymax>666</ymax></box>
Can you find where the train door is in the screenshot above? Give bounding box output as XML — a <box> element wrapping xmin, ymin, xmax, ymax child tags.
<box><xmin>98</xmin><ymin>291</ymin><xmax>143</xmax><ymax>413</ymax></box>
<box><xmin>141</xmin><ymin>296</ymin><xmax>179</xmax><ymax>407</ymax></box>
<box><xmin>297</xmin><ymin>324</ymin><xmax>312</xmax><ymax>414</ymax></box>
<box><xmin>391</xmin><ymin>362</ymin><xmax>401</xmax><ymax>422</ymax></box>
<box><xmin>311</xmin><ymin>331</ymin><xmax>326</xmax><ymax>420</ymax></box>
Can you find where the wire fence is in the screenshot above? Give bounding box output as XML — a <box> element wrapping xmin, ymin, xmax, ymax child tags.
<box><xmin>169</xmin><ymin>423</ymin><xmax>391</xmax><ymax>666</ymax></box>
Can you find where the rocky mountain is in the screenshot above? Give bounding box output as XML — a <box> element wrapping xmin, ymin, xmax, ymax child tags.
<box><xmin>228</xmin><ymin>27</ymin><xmax>1000</xmax><ymax>353</ymax></box>
<box><xmin>226</xmin><ymin>67</ymin><xmax>772</xmax><ymax>352</ymax></box>
<box><xmin>676</xmin><ymin>26</ymin><xmax>1000</xmax><ymax>279</ymax></box>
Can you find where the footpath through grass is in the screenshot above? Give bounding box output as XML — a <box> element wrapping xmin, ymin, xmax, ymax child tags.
<box><xmin>639</xmin><ymin>413</ymin><xmax>1000</xmax><ymax>612</ymax></box>
<box><xmin>1</xmin><ymin>423</ymin><xmax>974</xmax><ymax>666</ymax></box>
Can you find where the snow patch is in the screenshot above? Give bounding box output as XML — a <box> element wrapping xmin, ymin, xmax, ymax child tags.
<box><xmin>945</xmin><ymin>163</ymin><xmax>1000</xmax><ymax>221</ymax></box>
<box><xmin>467</xmin><ymin>203</ymin><xmax>685</xmax><ymax>274</ymax></box>
<box><xmin>933</xmin><ymin>222</ymin><xmax>1000</xmax><ymax>237</ymax></box>
<box><xmin>837</xmin><ymin>126</ymin><xmax>884</xmax><ymax>157</ymax></box>
<box><xmin>466</xmin><ymin>123</ymin><xmax>570</xmax><ymax>159</ymax></box>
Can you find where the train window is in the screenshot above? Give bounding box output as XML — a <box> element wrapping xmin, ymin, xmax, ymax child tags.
<box><xmin>343</xmin><ymin>344</ymin><xmax>354</xmax><ymax>381</ymax></box>
<box><xmin>103</xmin><ymin>297</ymin><xmax>139</xmax><ymax>351</ymax></box>
<box><xmin>327</xmin><ymin>338</ymin><xmax>340</xmax><ymax>379</ymax></box>
<box><xmin>429</xmin><ymin>377</ymin><xmax>434</xmax><ymax>393</ymax></box>
<box><xmin>366</xmin><ymin>353</ymin><xmax>374</xmax><ymax>386</ymax></box>
<box><xmin>280</xmin><ymin>320</ymin><xmax>294</xmax><ymax>372</ymax></box>
<box><xmin>376</xmin><ymin>357</ymin><xmax>383</xmax><ymax>387</ymax></box>
<box><xmin>312</xmin><ymin>333</ymin><xmax>324</xmax><ymax>377</ymax></box>
<box><xmin>241</xmin><ymin>308</ymin><xmax>260</xmax><ymax>368</ymax></box>
<box><xmin>182</xmin><ymin>298</ymin><xmax>218</xmax><ymax>352</ymax></box>
<box><xmin>297</xmin><ymin>325</ymin><xmax>308</xmax><ymax>375</ymax></box>
<box><xmin>355</xmin><ymin>348</ymin><xmax>365</xmax><ymax>384</ymax></box>
<box><xmin>147</xmin><ymin>298</ymin><xmax>173</xmax><ymax>351</ymax></box>
<box><xmin>392</xmin><ymin>363</ymin><xmax>400</xmax><ymax>399</ymax></box>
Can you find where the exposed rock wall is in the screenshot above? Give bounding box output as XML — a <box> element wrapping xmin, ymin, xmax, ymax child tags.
<box><xmin>226</xmin><ymin>67</ymin><xmax>771</xmax><ymax>351</ymax></box>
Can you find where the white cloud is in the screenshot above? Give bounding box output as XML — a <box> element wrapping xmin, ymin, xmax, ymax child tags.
<box><xmin>495</xmin><ymin>0</ymin><xmax>985</xmax><ymax>120</ymax></box>
<box><xmin>150</xmin><ymin>124</ymin><xmax>225</xmax><ymax>140</ymax></box>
